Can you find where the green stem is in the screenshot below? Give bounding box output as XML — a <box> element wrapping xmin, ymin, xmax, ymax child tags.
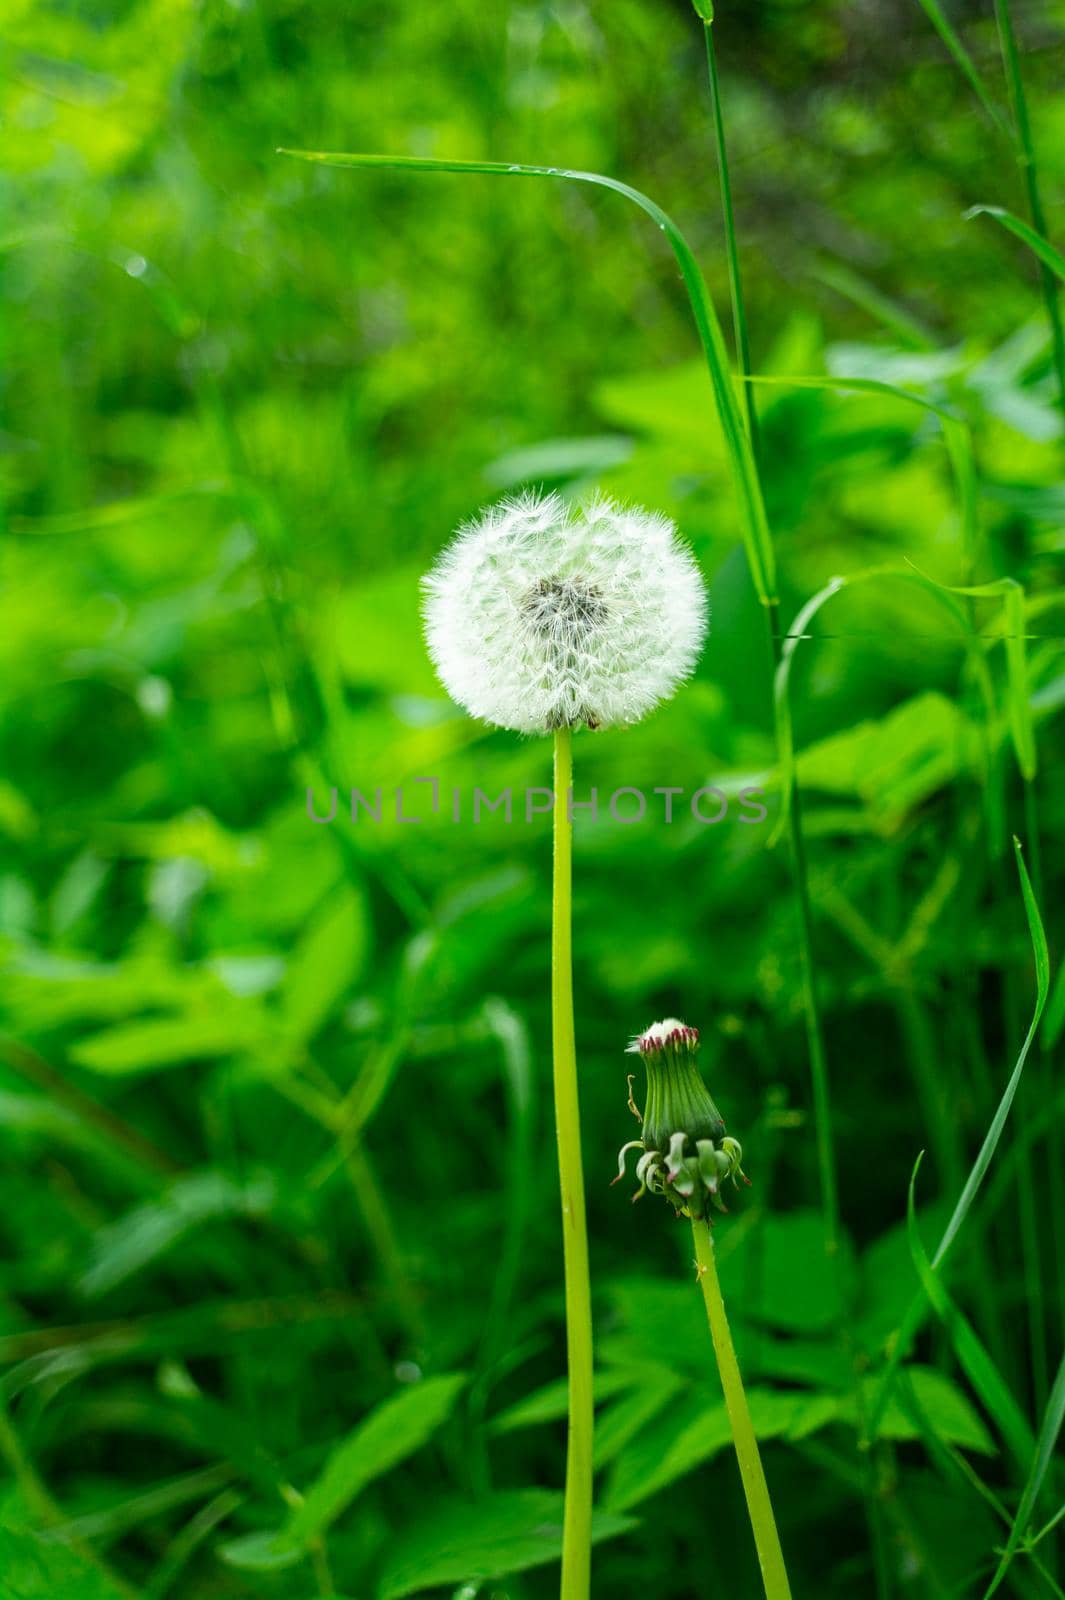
<box><xmin>765</xmin><ymin>605</ymin><xmax>842</xmax><ymax>1265</ymax></box>
<box><xmin>992</xmin><ymin>0</ymin><xmax>1065</xmax><ymax>421</ymax></box>
<box><xmin>344</xmin><ymin>1141</ymin><xmax>425</xmax><ymax>1348</ymax></box>
<box><xmin>699</xmin><ymin>31</ymin><xmax>842</xmax><ymax>1270</ymax></box>
<box><xmin>0</xmin><ymin>1402</ymin><xmax>141</xmax><ymax>1600</ymax></box>
<box><xmin>552</xmin><ymin>727</ymin><xmax>594</xmax><ymax>1600</ymax></box>
<box><xmin>1018</xmin><ymin>774</ymin><xmax>1052</xmax><ymax>1416</ymax></box>
<box><xmin>691</xmin><ymin>1219</ymin><xmax>792</xmax><ymax>1600</ymax></box>
<box><xmin>701</xmin><ymin>19</ymin><xmax>761</xmax><ymax>461</ymax></box>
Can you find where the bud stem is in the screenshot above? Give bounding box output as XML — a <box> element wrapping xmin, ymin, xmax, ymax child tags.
<box><xmin>552</xmin><ymin>727</ymin><xmax>594</xmax><ymax>1599</ymax></box>
<box><xmin>691</xmin><ymin>1218</ymin><xmax>792</xmax><ymax>1600</ymax></box>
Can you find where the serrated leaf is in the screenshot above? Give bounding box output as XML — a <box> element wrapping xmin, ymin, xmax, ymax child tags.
<box><xmin>606</xmin><ymin>1388</ymin><xmax>840</xmax><ymax>1512</ymax></box>
<box><xmin>737</xmin><ymin>1210</ymin><xmax>857</xmax><ymax>1333</ymax></box>
<box><xmin>856</xmin><ymin>1365</ymin><xmax>996</xmax><ymax>1455</ymax></box>
<box><xmin>594</xmin><ymin>1369</ymin><xmax>685</xmax><ymax>1469</ymax></box>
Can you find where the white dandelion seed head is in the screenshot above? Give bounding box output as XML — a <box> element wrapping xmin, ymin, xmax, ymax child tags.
<box><xmin>421</xmin><ymin>491</ymin><xmax>708</xmax><ymax>733</ymax></box>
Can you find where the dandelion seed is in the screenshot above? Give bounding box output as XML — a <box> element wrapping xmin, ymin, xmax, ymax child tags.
<box><xmin>422</xmin><ymin>491</ymin><xmax>708</xmax><ymax>733</ymax></box>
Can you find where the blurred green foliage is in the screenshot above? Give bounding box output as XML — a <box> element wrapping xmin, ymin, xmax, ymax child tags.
<box><xmin>2</xmin><ymin>0</ymin><xmax>1064</xmax><ymax>1596</ymax></box>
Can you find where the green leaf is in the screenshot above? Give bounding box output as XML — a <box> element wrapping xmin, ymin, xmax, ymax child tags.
<box><xmin>0</xmin><ymin>1518</ymin><xmax>131</xmax><ymax>1599</ymax></box>
<box><xmin>856</xmin><ymin>1201</ymin><xmax>952</xmax><ymax>1352</ymax></box>
<box><xmin>282</xmin><ymin>884</ymin><xmax>369</xmax><ymax>1042</ymax></box>
<box><xmin>738</xmin><ymin>1210</ymin><xmax>857</xmax><ymax>1333</ymax></box>
<box><xmin>606</xmin><ymin>1388</ymin><xmax>839</xmax><ymax>1512</ymax></box>
<box><xmin>376</xmin><ymin>1490</ymin><xmax>636</xmax><ymax>1598</ymax></box>
<box><xmin>906</xmin><ymin>570</ymin><xmax>1036</xmax><ymax>781</ymax></box>
<box><xmin>1044</xmin><ymin>958</ymin><xmax>1065</xmax><ymax>1050</ymax></box>
<box><xmin>281</xmin><ymin>1374</ymin><xmax>467</xmax><ymax>1548</ymax></box>
<box><xmin>594</xmin><ymin>1370</ymin><xmax>686</xmax><ymax>1469</ymax></box>
<box><xmin>489</xmin><ymin>1368</ymin><xmax>635</xmax><ymax>1434</ymax></box>
<box><xmin>329</xmin><ymin>568</ymin><xmax>439</xmax><ymax>696</ymax></box>
<box><xmin>219</xmin><ymin>1529</ymin><xmax>303</xmax><ymax>1571</ymax></box>
<box><xmin>965</xmin><ymin>206</ymin><xmax>1065</xmax><ymax>285</ymax></box>
<box><xmin>71</xmin><ymin>1012</ymin><xmax>266</xmax><ymax>1076</ymax></box>
<box><xmin>78</xmin><ymin>1172</ymin><xmax>276</xmax><ymax>1298</ymax></box>
<box><xmin>744</xmin><ymin>372</ymin><xmax>979</xmax><ymax>568</ymax></box>
<box><xmin>793</xmin><ymin>693</ymin><xmax>981</xmax><ymax>827</ymax></box>
<box><xmin>857</xmin><ymin>1366</ymin><xmax>995</xmax><ymax>1455</ymax></box>
<box><xmin>483</xmin><ymin>434</ymin><xmax>632</xmax><ymax>490</ymax></box>
<box><xmin>774</xmin><ymin>569</ymin><xmax>978</xmax><ymax>839</ymax></box>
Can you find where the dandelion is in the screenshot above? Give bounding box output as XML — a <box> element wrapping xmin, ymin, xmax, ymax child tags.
<box><xmin>422</xmin><ymin>491</ymin><xmax>708</xmax><ymax>733</ymax></box>
<box><xmin>616</xmin><ymin>1019</ymin><xmax>748</xmax><ymax>1217</ymax></box>
<box><xmin>423</xmin><ymin>492</ymin><xmax>707</xmax><ymax>1600</ymax></box>
<box><xmin>616</xmin><ymin>1019</ymin><xmax>792</xmax><ymax>1600</ymax></box>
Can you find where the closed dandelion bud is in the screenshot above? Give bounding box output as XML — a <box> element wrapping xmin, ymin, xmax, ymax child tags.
<box><xmin>614</xmin><ymin>1018</ymin><xmax>750</xmax><ymax>1220</ymax></box>
<box><xmin>421</xmin><ymin>491</ymin><xmax>708</xmax><ymax>733</ymax></box>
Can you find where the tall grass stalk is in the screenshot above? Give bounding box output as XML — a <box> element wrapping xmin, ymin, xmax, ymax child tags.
<box><xmin>691</xmin><ymin>1219</ymin><xmax>792</xmax><ymax>1600</ymax></box>
<box><xmin>700</xmin><ymin>15</ymin><xmax>761</xmax><ymax>460</ymax></box>
<box><xmin>992</xmin><ymin>0</ymin><xmax>1065</xmax><ymax>420</ymax></box>
<box><xmin>713</xmin><ymin>271</ymin><xmax>889</xmax><ymax>1600</ymax></box>
<box><xmin>869</xmin><ymin>839</ymin><xmax>1049</xmax><ymax>1439</ymax></box>
<box><xmin>696</xmin><ymin>27</ymin><xmax>844</xmax><ymax>1272</ymax></box>
<box><xmin>551</xmin><ymin>727</ymin><xmax>594</xmax><ymax>1600</ymax></box>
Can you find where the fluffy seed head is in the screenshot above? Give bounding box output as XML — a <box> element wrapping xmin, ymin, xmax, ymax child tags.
<box><xmin>421</xmin><ymin>492</ymin><xmax>708</xmax><ymax>733</ymax></box>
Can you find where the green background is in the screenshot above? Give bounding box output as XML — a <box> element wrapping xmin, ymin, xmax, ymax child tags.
<box><xmin>2</xmin><ymin>0</ymin><xmax>1063</xmax><ymax>1595</ymax></box>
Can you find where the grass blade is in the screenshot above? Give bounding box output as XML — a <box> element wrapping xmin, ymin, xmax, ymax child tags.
<box><xmin>934</xmin><ymin>838</ymin><xmax>1048</xmax><ymax>1262</ymax></box>
<box><xmin>965</xmin><ymin>206</ymin><xmax>1065</xmax><ymax>286</ymax></box>
<box><xmin>700</xmin><ymin>17</ymin><xmax>760</xmax><ymax>458</ymax></box>
<box><xmin>906</xmin><ymin>1153</ymin><xmax>1035</xmax><ymax>1470</ymax></box>
<box><xmin>276</xmin><ymin>148</ymin><xmax>776</xmax><ymax>608</ymax></box>
<box><xmin>914</xmin><ymin>0</ymin><xmax>1011</xmax><ymax>138</ymax></box>
<box><xmin>990</xmin><ymin>0</ymin><xmax>1065</xmax><ymax>415</ymax></box>
<box><xmin>745</xmin><ymin>373</ymin><xmax>979</xmax><ymax>572</ymax></box>
<box><xmin>869</xmin><ymin>839</ymin><xmax>1050</xmax><ymax>1433</ymax></box>
<box><xmin>903</xmin><ymin>569</ymin><xmax>1036</xmax><ymax>782</ymax></box>
<box><xmin>773</xmin><ymin>566</ymin><xmax>979</xmax><ymax>836</ymax></box>
<box><xmin>984</xmin><ymin>1349</ymin><xmax>1065</xmax><ymax>1595</ymax></box>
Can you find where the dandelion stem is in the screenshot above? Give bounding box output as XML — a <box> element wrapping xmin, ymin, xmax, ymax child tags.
<box><xmin>552</xmin><ymin>726</ymin><xmax>594</xmax><ymax>1600</ymax></box>
<box><xmin>691</xmin><ymin>1218</ymin><xmax>792</xmax><ymax>1600</ymax></box>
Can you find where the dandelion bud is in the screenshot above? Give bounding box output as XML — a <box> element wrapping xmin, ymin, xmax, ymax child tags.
<box><xmin>421</xmin><ymin>491</ymin><xmax>708</xmax><ymax>734</ymax></box>
<box><xmin>616</xmin><ymin>1018</ymin><xmax>749</xmax><ymax>1219</ymax></box>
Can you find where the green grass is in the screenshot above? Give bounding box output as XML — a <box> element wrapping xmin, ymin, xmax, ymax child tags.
<box><xmin>2</xmin><ymin>1</ymin><xmax>1064</xmax><ymax>1596</ymax></box>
